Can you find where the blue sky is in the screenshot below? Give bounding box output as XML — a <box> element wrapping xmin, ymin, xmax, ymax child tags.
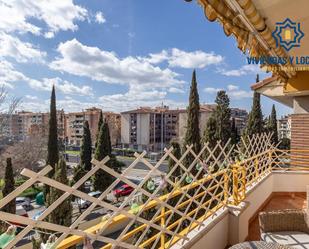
<box><xmin>0</xmin><ymin>0</ymin><xmax>292</xmax><ymax>117</ymax></box>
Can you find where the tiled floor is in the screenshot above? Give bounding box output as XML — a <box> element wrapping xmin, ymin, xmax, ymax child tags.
<box><xmin>247</xmin><ymin>192</ymin><xmax>307</xmax><ymax>241</ymax></box>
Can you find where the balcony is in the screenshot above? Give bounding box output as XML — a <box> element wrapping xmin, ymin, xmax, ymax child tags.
<box><xmin>0</xmin><ymin>133</ymin><xmax>308</xmax><ymax>249</ymax></box>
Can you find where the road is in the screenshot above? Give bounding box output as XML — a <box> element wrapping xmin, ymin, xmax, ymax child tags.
<box><xmin>118</xmin><ymin>157</ymin><xmax>169</xmax><ymax>172</ymax></box>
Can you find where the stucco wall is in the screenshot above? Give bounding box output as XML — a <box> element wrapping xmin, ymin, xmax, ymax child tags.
<box><xmin>176</xmin><ymin>171</ymin><xmax>309</xmax><ymax>249</ymax></box>
<box><xmin>120</xmin><ymin>113</ymin><xmax>130</xmax><ymax>144</ymax></box>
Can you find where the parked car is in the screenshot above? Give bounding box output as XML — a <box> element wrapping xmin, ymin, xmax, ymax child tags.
<box><xmin>16</xmin><ymin>205</ymin><xmax>28</xmax><ymax>217</ymax></box>
<box><xmin>113</xmin><ymin>184</ymin><xmax>134</xmax><ymax>198</ymax></box>
<box><xmin>14</xmin><ymin>205</ymin><xmax>28</xmax><ymax>230</ymax></box>
<box><xmin>79</xmin><ymin>191</ymin><xmax>102</xmax><ymax>209</ymax></box>
<box><xmin>16</xmin><ymin>197</ymin><xmax>31</xmax><ymax>210</ymax></box>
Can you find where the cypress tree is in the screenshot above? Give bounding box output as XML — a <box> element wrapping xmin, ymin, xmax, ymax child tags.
<box><xmin>95</xmin><ymin>110</ymin><xmax>103</xmax><ymax>148</ymax></box>
<box><xmin>49</xmin><ymin>157</ymin><xmax>72</xmax><ymax>226</ymax></box>
<box><xmin>231</xmin><ymin>117</ymin><xmax>239</xmax><ymax>145</ymax></box>
<box><xmin>269</xmin><ymin>104</ymin><xmax>278</xmax><ymax>145</ymax></box>
<box><xmin>214</xmin><ymin>90</ymin><xmax>231</xmax><ymax>144</ymax></box>
<box><xmin>72</xmin><ymin>164</ymin><xmax>86</xmax><ymax>192</ymax></box>
<box><xmin>93</xmin><ymin>120</ymin><xmax>115</xmax><ymax>191</ymax></box>
<box><xmin>2</xmin><ymin>158</ymin><xmax>15</xmax><ymax>214</ymax></box>
<box><xmin>46</xmin><ymin>85</ymin><xmax>59</xmax><ymax>169</ymax></box>
<box><xmin>183</xmin><ymin>70</ymin><xmax>201</xmax><ymax>170</ymax></box>
<box><xmin>202</xmin><ymin>115</ymin><xmax>217</xmax><ymax>152</ymax></box>
<box><xmin>45</xmin><ymin>85</ymin><xmax>59</xmax><ymax>205</ymax></box>
<box><xmin>80</xmin><ymin>121</ymin><xmax>92</xmax><ymax>172</ymax></box>
<box><xmin>246</xmin><ymin>75</ymin><xmax>263</xmax><ymax>136</ymax></box>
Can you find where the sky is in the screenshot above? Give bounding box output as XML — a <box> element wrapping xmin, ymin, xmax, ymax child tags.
<box><xmin>0</xmin><ymin>0</ymin><xmax>292</xmax><ymax>117</ymax></box>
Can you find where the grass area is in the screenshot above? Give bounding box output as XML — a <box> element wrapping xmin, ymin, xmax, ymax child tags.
<box><xmin>65</xmin><ymin>150</ymin><xmax>80</xmax><ymax>155</ymax></box>
<box><xmin>0</xmin><ymin>178</ymin><xmax>42</xmax><ymax>200</ymax></box>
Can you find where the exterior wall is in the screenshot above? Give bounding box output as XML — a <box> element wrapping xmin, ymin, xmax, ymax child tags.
<box><xmin>121</xmin><ymin>114</ymin><xmax>130</xmax><ymax>144</ymax></box>
<box><xmin>177</xmin><ymin>171</ymin><xmax>309</xmax><ymax>249</ymax></box>
<box><xmin>178</xmin><ymin>112</ymin><xmax>187</xmax><ymax>143</ymax></box>
<box><xmin>136</xmin><ymin>113</ymin><xmax>150</xmax><ymax>150</ymax></box>
<box><xmin>293</xmin><ymin>96</ymin><xmax>309</xmax><ymax>114</ymax></box>
<box><xmin>290</xmin><ymin>113</ymin><xmax>309</xmax><ymax>166</ymax></box>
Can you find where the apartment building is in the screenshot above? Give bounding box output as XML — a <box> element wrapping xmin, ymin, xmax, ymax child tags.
<box><xmin>231</xmin><ymin>108</ymin><xmax>248</xmax><ymax>135</ymax></box>
<box><xmin>65</xmin><ymin>107</ymin><xmax>121</xmax><ymax>146</ymax></box>
<box><xmin>2</xmin><ymin>110</ymin><xmax>67</xmax><ymax>141</ymax></box>
<box><xmin>0</xmin><ymin>108</ymin><xmax>120</xmax><ymax>146</ymax></box>
<box><xmin>121</xmin><ymin>106</ymin><xmax>179</xmax><ymax>151</ymax></box>
<box><xmin>277</xmin><ymin>115</ymin><xmax>291</xmax><ymax>139</ymax></box>
<box><xmin>121</xmin><ymin>105</ymin><xmax>248</xmax><ymax>152</ymax></box>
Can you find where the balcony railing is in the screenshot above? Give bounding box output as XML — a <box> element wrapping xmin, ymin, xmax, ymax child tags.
<box><xmin>0</xmin><ymin>133</ymin><xmax>307</xmax><ymax>249</ymax></box>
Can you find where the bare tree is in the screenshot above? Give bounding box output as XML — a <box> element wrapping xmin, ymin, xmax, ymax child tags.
<box><xmin>0</xmin><ymin>135</ymin><xmax>47</xmax><ymax>177</ymax></box>
<box><xmin>0</xmin><ymin>85</ymin><xmax>21</xmax><ymax>138</ymax></box>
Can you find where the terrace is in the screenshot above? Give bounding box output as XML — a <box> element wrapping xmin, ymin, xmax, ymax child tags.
<box><xmin>0</xmin><ymin>133</ymin><xmax>308</xmax><ymax>249</ymax></box>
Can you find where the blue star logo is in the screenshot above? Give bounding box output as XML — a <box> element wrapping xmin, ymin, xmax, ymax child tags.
<box><xmin>272</xmin><ymin>18</ymin><xmax>304</xmax><ymax>51</ymax></box>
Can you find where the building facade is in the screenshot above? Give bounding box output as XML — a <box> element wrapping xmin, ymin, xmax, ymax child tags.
<box><xmin>65</xmin><ymin>107</ymin><xmax>120</xmax><ymax>146</ymax></box>
<box><xmin>0</xmin><ymin>108</ymin><xmax>121</xmax><ymax>147</ymax></box>
<box><xmin>121</xmin><ymin>105</ymin><xmax>248</xmax><ymax>152</ymax></box>
<box><xmin>277</xmin><ymin>115</ymin><xmax>291</xmax><ymax>139</ymax></box>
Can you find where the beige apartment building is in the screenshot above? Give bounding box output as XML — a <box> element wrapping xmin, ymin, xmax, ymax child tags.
<box><xmin>3</xmin><ymin>110</ymin><xmax>66</xmax><ymax>141</ymax></box>
<box><xmin>121</xmin><ymin>105</ymin><xmax>248</xmax><ymax>152</ymax></box>
<box><xmin>65</xmin><ymin>107</ymin><xmax>121</xmax><ymax>146</ymax></box>
<box><xmin>1</xmin><ymin>107</ymin><xmax>120</xmax><ymax>146</ymax></box>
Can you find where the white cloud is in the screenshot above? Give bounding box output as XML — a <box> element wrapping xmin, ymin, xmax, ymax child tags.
<box><xmin>0</xmin><ymin>32</ymin><xmax>46</xmax><ymax>63</ymax></box>
<box><xmin>0</xmin><ymin>82</ymin><xmax>14</xmax><ymax>89</ymax></box>
<box><xmin>204</xmin><ymin>84</ymin><xmax>252</xmax><ymax>99</ymax></box>
<box><xmin>229</xmin><ymin>90</ymin><xmax>252</xmax><ymax>99</ymax></box>
<box><xmin>0</xmin><ymin>0</ymin><xmax>88</xmax><ymax>36</ymax></box>
<box><xmin>44</xmin><ymin>31</ymin><xmax>55</xmax><ymax>39</ymax></box>
<box><xmin>99</xmin><ymin>91</ymin><xmax>186</xmax><ymax>112</ymax></box>
<box><xmin>218</xmin><ymin>64</ymin><xmax>260</xmax><ymax>76</ymax></box>
<box><xmin>141</xmin><ymin>50</ymin><xmax>169</xmax><ymax>64</ymax></box>
<box><xmin>29</xmin><ymin>77</ymin><xmax>93</xmax><ymax>96</ymax></box>
<box><xmin>95</xmin><ymin>11</ymin><xmax>106</xmax><ymax>24</ymax></box>
<box><xmin>204</xmin><ymin>87</ymin><xmax>223</xmax><ymax>94</ymax></box>
<box><xmin>50</xmin><ymin>39</ymin><xmax>184</xmax><ymax>91</ymax></box>
<box><xmin>142</xmin><ymin>49</ymin><xmax>223</xmax><ymax>69</ymax></box>
<box><xmin>168</xmin><ymin>87</ymin><xmax>185</xmax><ymax>94</ymax></box>
<box><xmin>227</xmin><ymin>84</ymin><xmax>239</xmax><ymax>91</ymax></box>
<box><xmin>25</xmin><ymin>95</ymin><xmax>38</xmax><ymax>100</ymax></box>
<box><xmin>168</xmin><ymin>48</ymin><xmax>223</xmax><ymax>68</ymax></box>
<box><xmin>0</xmin><ymin>60</ymin><xmax>27</xmax><ymax>87</ymax></box>
<box><xmin>0</xmin><ymin>59</ymin><xmax>93</xmax><ymax>97</ymax></box>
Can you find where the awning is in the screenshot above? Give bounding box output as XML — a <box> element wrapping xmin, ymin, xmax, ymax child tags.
<box><xmin>192</xmin><ymin>0</ymin><xmax>296</xmax><ymax>82</ymax></box>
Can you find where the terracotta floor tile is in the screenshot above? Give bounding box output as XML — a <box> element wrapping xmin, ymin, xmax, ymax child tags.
<box><xmin>247</xmin><ymin>193</ymin><xmax>307</xmax><ymax>241</ymax></box>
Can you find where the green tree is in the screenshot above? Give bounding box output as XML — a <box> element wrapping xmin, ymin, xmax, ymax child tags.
<box><xmin>214</xmin><ymin>90</ymin><xmax>231</xmax><ymax>144</ymax></box>
<box><xmin>49</xmin><ymin>157</ymin><xmax>72</xmax><ymax>226</ymax></box>
<box><xmin>246</xmin><ymin>75</ymin><xmax>263</xmax><ymax>136</ymax></box>
<box><xmin>183</xmin><ymin>70</ymin><xmax>201</xmax><ymax>171</ymax></box>
<box><xmin>230</xmin><ymin>117</ymin><xmax>239</xmax><ymax>145</ymax></box>
<box><xmin>168</xmin><ymin>140</ymin><xmax>182</xmax><ymax>180</ymax></box>
<box><xmin>202</xmin><ymin>115</ymin><xmax>217</xmax><ymax>153</ymax></box>
<box><xmin>72</xmin><ymin>164</ymin><xmax>86</xmax><ymax>192</ymax></box>
<box><xmin>95</xmin><ymin>110</ymin><xmax>103</xmax><ymax>148</ymax></box>
<box><xmin>44</xmin><ymin>85</ymin><xmax>59</xmax><ymax>205</ymax></box>
<box><xmin>93</xmin><ymin>120</ymin><xmax>115</xmax><ymax>191</ymax></box>
<box><xmin>80</xmin><ymin>121</ymin><xmax>92</xmax><ymax>172</ymax></box>
<box><xmin>269</xmin><ymin>104</ymin><xmax>278</xmax><ymax>145</ymax></box>
<box><xmin>279</xmin><ymin>137</ymin><xmax>290</xmax><ymax>150</ymax></box>
<box><xmin>2</xmin><ymin>158</ymin><xmax>15</xmax><ymax>214</ymax></box>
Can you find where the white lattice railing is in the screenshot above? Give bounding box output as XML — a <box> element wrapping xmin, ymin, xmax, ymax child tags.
<box><xmin>0</xmin><ymin>133</ymin><xmax>281</xmax><ymax>249</ymax></box>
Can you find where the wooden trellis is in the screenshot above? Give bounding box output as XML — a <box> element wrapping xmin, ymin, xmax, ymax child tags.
<box><xmin>0</xmin><ymin>133</ymin><xmax>277</xmax><ymax>249</ymax></box>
